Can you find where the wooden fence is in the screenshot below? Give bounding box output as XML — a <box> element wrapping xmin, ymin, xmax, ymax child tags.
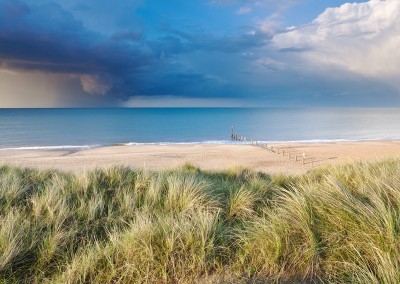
<box><xmin>231</xmin><ymin>126</ymin><xmax>317</xmax><ymax>166</ymax></box>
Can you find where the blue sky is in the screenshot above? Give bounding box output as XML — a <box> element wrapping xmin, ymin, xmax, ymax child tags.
<box><xmin>0</xmin><ymin>0</ymin><xmax>399</xmax><ymax>107</ymax></box>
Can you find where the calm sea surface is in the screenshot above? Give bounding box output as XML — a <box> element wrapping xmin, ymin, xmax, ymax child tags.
<box><xmin>1</xmin><ymin>108</ymin><xmax>400</xmax><ymax>149</ymax></box>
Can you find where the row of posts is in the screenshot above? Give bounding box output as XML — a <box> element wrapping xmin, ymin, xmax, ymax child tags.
<box><xmin>232</xmin><ymin>134</ymin><xmax>246</xmax><ymax>142</ymax></box>
<box><xmin>231</xmin><ymin>126</ymin><xmax>315</xmax><ymax>166</ymax></box>
<box><xmin>231</xmin><ymin>126</ymin><xmax>247</xmax><ymax>142</ymax></box>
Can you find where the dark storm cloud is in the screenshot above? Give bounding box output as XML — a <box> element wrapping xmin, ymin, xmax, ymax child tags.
<box><xmin>0</xmin><ymin>0</ymin><xmax>273</xmax><ymax>100</ymax></box>
<box><xmin>149</xmin><ymin>27</ymin><xmax>270</xmax><ymax>58</ymax></box>
<box><xmin>0</xmin><ymin>1</ymin><xmax>153</xmax><ymax>74</ymax></box>
<box><xmin>0</xmin><ymin>0</ymin><xmax>158</xmax><ymax>100</ymax></box>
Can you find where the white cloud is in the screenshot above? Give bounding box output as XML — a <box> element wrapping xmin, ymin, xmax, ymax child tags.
<box><xmin>258</xmin><ymin>14</ymin><xmax>282</xmax><ymax>35</ymax></box>
<box><xmin>236</xmin><ymin>6</ymin><xmax>252</xmax><ymax>14</ymax></box>
<box><xmin>80</xmin><ymin>74</ymin><xmax>112</xmax><ymax>95</ymax></box>
<box><xmin>273</xmin><ymin>0</ymin><xmax>400</xmax><ymax>87</ymax></box>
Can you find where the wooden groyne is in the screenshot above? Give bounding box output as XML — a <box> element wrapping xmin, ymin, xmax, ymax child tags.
<box><xmin>231</xmin><ymin>126</ymin><xmax>318</xmax><ymax>167</ymax></box>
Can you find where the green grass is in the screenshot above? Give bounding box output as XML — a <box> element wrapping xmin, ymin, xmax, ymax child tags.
<box><xmin>1</xmin><ymin>159</ymin><xmax>400</xmax><ymax>283</ymax></box>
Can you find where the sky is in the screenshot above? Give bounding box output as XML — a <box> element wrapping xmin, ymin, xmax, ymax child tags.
<box><xmin>0</xmin><ymin>0</ymin><xmax>400</xmax><ymax>107</ymax></box>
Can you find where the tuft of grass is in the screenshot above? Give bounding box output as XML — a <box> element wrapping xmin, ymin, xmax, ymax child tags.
<box><xmin>225</xmin><ymin>186</ymin><xmax>257</xmax><ymax>221</ymax></box>
<box><xmin>2</xmin><ymin>159</ymin><xmax>400</xmax><ymax>282</ymax></box>
<box><xmin>164</xmin><ymin>174</ymin><xmax>218</xmax><ymax>214</ymax></box>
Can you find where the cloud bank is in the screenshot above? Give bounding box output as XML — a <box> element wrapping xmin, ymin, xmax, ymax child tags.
<box><xmin>273</xmin><ymin>0</ymin><xmax>400</xmax><ymax>87</ymax></box>
<box><xmin>0</xmin><ymin>0</ymin><xmax>399</xmax><ymax>107</ymax></box>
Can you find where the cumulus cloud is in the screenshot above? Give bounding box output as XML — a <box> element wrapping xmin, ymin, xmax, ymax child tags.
<box><xmin>258</xmin><ymin>14</ymin><xmax>282</xmax><ymax>35</ymax></box>
<box><xmin>273</xmin><ymin>0</ymin><xmax>400</xmax><ymax>86</ymax></box>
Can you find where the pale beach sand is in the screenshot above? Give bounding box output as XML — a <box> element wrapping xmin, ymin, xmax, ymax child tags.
<box><xmin>1</xmin><ymin>140</ymin><xmax>400</xmax><ymax>175</ymax></box>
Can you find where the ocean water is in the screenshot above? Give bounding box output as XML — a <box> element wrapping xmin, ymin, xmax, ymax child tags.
<box><xmin>1</xmin><ymin>108</ymin><xmax>400</xmax><ymax>149</ymax></box>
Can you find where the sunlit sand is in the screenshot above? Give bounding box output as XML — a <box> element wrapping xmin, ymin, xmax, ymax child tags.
<box><xmin>2</xmin><ymin>140</ymin><xmax>400</xmax><ymax>174</ymax></box>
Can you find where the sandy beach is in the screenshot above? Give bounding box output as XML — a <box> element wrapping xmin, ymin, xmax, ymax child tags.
<box><xmin>1</xmin><ymin>140</ymin><xmax>399</xmax><ymax>175</ymax></box>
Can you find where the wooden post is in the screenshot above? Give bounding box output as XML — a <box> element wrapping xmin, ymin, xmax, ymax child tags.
<box><xmin>277</xmin><ymin>148</ymin><xmax>280</xmax><ymax>154</ymax></box>
<box><xmin>282</xmin><ymin>150</ymin><xmax>285</xmax><ymax>156</ymax></box>
<box><xmin>302</xmin><ymin>153</ymin><xmax>305</xmax><ymax>165</ymax></box>
<box><xmin>231</xmin><ymin>126</ymin><xmax>234</xmax><ymax>141</ymax></box>
<box><xmin>295</xmin><ymin>155</ymin><xmax>298</xmax><ymax>161</ymax></box>
<box><xmin>288</xmin><ymin>153</ymin><xmax>291</xmax><ymax>159</ymax></box>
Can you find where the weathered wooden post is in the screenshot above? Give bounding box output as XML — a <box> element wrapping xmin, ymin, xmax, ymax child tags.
<box><xmin>295</xmin><ymin>155</ymin><xmax>298</xmax><ymax>161</ymax></box>
<box><xmin>302</xmin><ymin>153</ymin><xmax>305</xmax><ymax>165</ymax></box>
<box><xmin>288</xmin><ymin>153</ymin><xmax>291</xmax><ymax>159</ymax></box>
<box><xmin>282</xmin><ymin>150</ymin><xmax>285</xmax><ymax>156</ymax></box>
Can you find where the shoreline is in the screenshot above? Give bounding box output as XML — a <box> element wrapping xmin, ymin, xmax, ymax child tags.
<box><xmin>2</xmin><ymin>137</ymin><xmax>400</xmax><ymax>151</ymax></box>
<box><xmin>1</xmin><ymin>140</ymin><xmax>400</xmax><ymax>175</ymax></box>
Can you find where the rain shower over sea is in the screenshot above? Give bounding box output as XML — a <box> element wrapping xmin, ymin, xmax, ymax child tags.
<box><xmin>1</xmin><ymin>108</ymin><xmax>400</xmax><ymax>149</ymax></box>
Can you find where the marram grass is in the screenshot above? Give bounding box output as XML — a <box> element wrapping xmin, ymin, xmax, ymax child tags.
<box><xmin>1</xmin><ymin>160</ymin><xmax>400</xmax><ymax>283</ymax></box>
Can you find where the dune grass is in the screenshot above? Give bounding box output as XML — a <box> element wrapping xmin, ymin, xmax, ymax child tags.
<box><xmin>1</xmin><ymin>159</ymin><xmax>400</xmax><ymax>283</ymax></box>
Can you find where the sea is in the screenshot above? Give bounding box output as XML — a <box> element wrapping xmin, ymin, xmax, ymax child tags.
<box><xmin>1</xmin><ymin>108</ymin><xmax>400</xmax><ymax>150</ymax></box>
